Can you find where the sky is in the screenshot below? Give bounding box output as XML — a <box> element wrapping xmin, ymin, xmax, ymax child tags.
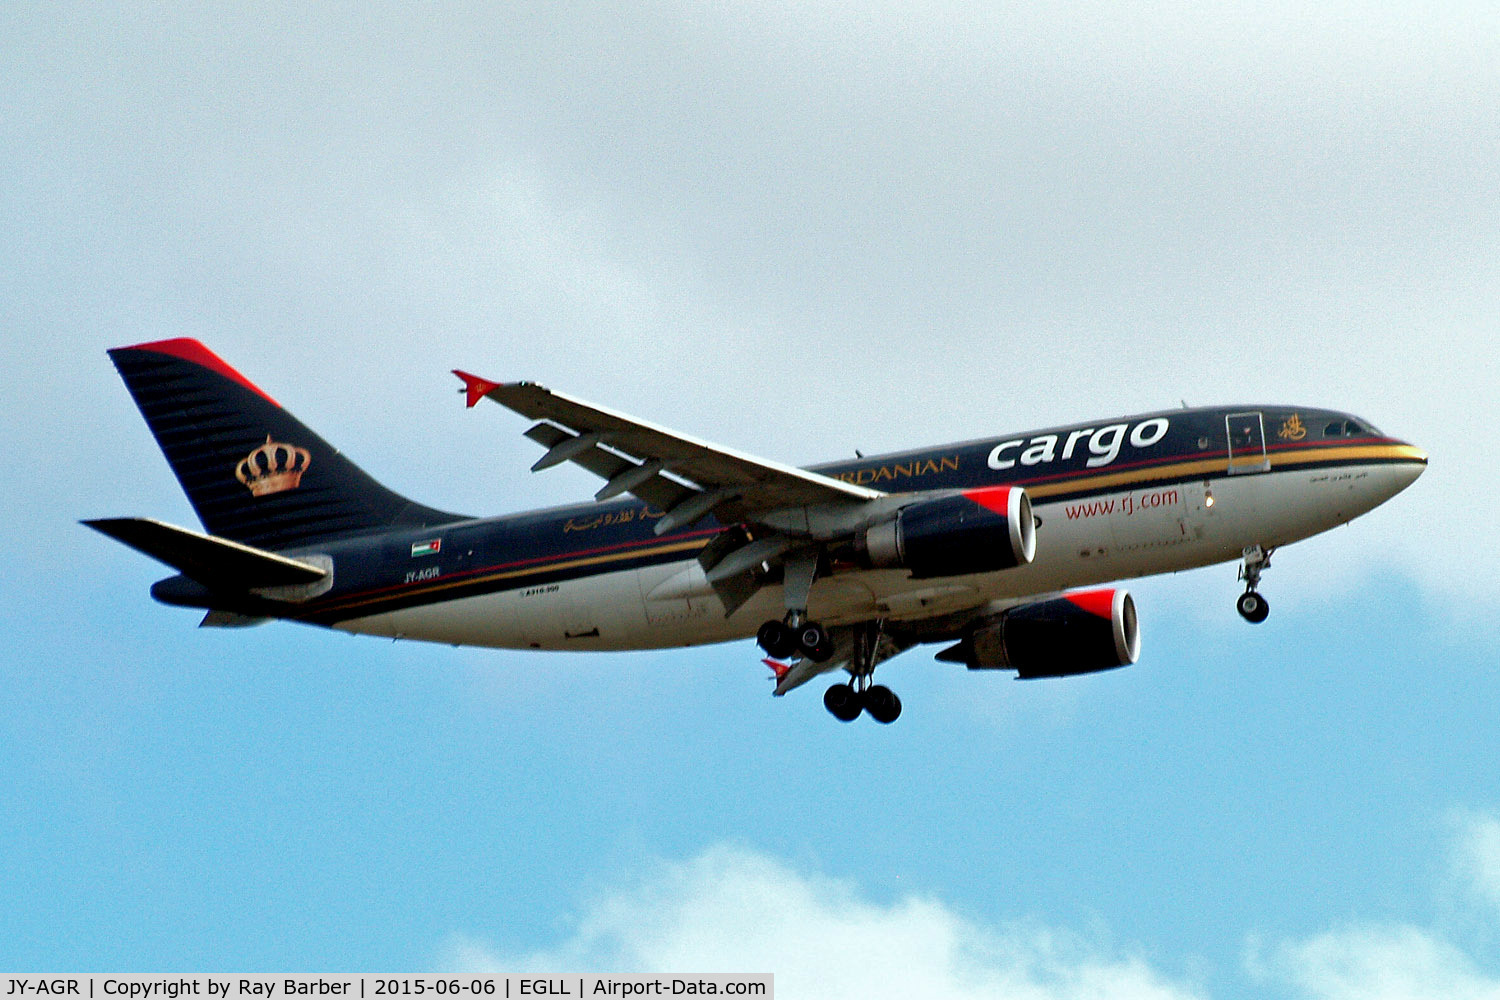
<box><xmin>2</xmin><ymin>2</ymin><xmax>1498</xmax><ymax>996</ymax></box>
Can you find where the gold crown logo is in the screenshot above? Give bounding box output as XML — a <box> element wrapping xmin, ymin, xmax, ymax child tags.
<box><xmin>235</xmin><ymin>435</ymin><xmax>311</xmax><ymax>496</ymax></box>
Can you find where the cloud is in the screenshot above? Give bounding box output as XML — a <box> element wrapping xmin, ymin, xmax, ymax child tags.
<box><xmin>443</xmin><ymin>843</ymin><xmax>1205</xmax><ymax>1000</ymax></box>
<box><xmin>1254</xmin><ymin>925</ymin><xmax>1500</xmax><ymax>1000</ymax></box>
<box><xmin>1450</xmin><ymin>809</ymin><xmax>1500</xmax><ymax>913</ymax></box>
<box><xmin>449</xmin><ymin>816</ymin><xmax>1500</xmax><ymax>1000</ymax></box>
<box><xmin>1249</xmin><ymin>810</ymin><xmax>1500</xmax><ymax>1000</ymax></box>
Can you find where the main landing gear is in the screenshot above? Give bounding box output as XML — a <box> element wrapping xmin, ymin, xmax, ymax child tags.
<box><xmin>757</xmin><ymin>547</ymin><xmax>836</xmax><ymax>661</ymax></box>
<box><xmin>1236</xmin><ymin>544</ymin><xmax>1273</xmax><ymax>624</ymax></box>
<box><xmin>824</xmin><ymin>678</ymin><xmax>903</xmax><ymax>724</ymax></box>
<box><xmin>824</xmin><ymin>621</ymin><xmax>902</xmax><ymax>725</ymax></box>
<box><xmin>756</xmin><ymin>551</ymin><xmax>904</xmax><ymax>723</ymax></box>
<box><xmin>757</xmin><ymin>617</ymin><xmax>834</xmax><ymax>662</ymax></box>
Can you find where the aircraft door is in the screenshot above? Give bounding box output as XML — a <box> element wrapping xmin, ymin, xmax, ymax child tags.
<box><xmin>1226</xmin><ymin>412</ymin><xmax>1270</xmax><ymax>475</ymax></box>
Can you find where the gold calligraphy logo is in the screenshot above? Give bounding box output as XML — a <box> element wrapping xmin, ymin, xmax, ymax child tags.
<box><xmin>1277</xmin><ymin>413</ymin><xmax>1307</xmax><ymax>442</ymax></box>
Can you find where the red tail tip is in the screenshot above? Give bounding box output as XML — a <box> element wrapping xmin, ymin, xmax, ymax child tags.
<box><xmin>762</xmin><ymin>658</ymin><xmax>791</xmax><ymax>681</ymax></box>
<box><xmin>453</xmin><ymin>370</ymin><xmax>502</xmax><ymax>409</ymax></box>
<box><xmin>110</xmin><ymin>338</ymin><xmax>281</xmax><ymax>408</ymax></box>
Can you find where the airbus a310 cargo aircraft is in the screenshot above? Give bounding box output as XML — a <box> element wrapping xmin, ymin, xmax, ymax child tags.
<box><xmin>88</xmin><ymin>339</ymin><xmax>1426</xmax><ymax>723</ymax></box>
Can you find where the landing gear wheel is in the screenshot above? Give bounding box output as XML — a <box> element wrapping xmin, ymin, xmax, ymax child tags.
<box><xmin>863</xmin><ymin>684</ymin><xmax>902</xmax><ymax>724</ymax></box>
<box><xmin>798</xmin><ymin>623</ymin><xmax>835</xmax><ymax>662</ymax></box>
<box><xmin>1236</xmin><ymin>590</ymin><xmax>1269</xmax><ymax>624</ymax></box>
<box><xmin>757</xmin><ymin>620</ymin><xmax>797</xmax><ymax>659</ymax></box>
<box><xmin>823</xmin><ymin>683</ymin><xmax>863</xmax><ymax>722</ymax></box>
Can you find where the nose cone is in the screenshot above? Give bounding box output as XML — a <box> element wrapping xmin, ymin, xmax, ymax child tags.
<box><xmin>1338</xmin><ymin>410</ymin><xmax>1426</xmax><ymax>494</ymax></box>
<box><xmin>1359</xmin><ymin>430</ymin><xmax>1427</xmax><ymax>511</ymax></box>
<box><xmin>1389</xmin><ymin>440</ymin><xmax>1428</xmax><ymax>491</ymax></box>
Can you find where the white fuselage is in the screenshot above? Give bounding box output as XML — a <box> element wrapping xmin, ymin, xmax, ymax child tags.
<box><xmin>337</xmin><ymin>457</ymin><xmax>1422</xmax><ymax>652</ymax></box>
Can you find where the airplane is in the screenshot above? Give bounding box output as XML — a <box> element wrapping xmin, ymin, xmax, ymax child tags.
<box><xmin>86</xmin><ymin>338</ymin><xmax>1427</xmax><ymax>723</ymax></box>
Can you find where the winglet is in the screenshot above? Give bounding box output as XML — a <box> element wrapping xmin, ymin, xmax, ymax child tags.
<box><xmin>763</xmin><ymin>658</ymin><xmax>791</xmax><ymax>682</ymax></box>
<box><xmin>453</xmin><ymin>370</ymin><xmax>503</xmax><ymax>409</ymax></box>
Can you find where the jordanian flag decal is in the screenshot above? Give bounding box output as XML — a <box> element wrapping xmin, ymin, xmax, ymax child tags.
<box><xmin>411</xmin><ymin>539</ymin><xmax>441</xmax><ymax>557</ymax></box>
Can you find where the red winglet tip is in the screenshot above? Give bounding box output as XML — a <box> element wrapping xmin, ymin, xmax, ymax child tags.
<box><xmin>763</xmin><ymin>658</ymin><xmax>791</xmax><ymax>681</ymax></box>
<box><xmin>453</xmin><ymin>369</ymin><xmax>501</xmax><ymax>409</ymax></box>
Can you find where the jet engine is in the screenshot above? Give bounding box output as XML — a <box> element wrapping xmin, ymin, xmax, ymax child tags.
<box><xmin>862</xmin><ymin>486</ymin><xmax>1035</xmax><ymax>579</ymax></box>
<box><xmin>938</xmin><ymin>589</ymin><xmax>1140</xmax><ymax>678</ymax></box>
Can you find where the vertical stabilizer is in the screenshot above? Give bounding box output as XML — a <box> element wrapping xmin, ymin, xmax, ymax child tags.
<box><xmin>108</xmin><ymin>339</ymin><xmax>461</xmax><ymax>549</ymax></box>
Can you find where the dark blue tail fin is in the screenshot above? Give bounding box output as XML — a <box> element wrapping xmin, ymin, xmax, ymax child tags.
<box><xmin>108</xmin><ymin>339</ymin><xmax>462</xmax><ymax>550</ymax></box>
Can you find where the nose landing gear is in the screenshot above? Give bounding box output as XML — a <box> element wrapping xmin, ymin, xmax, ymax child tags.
<box><xmin>1236</xmin><ymin>590</ymin><xmax>1269</xmax><ymax>623</ymax></box>
<box><xmin>1236</xmin><ymin>545</ymin><xmax>1273</xmax><ymax>623</ymax></box>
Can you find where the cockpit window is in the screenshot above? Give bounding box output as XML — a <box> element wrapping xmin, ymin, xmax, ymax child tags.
<box><xmin>1324</xmin><ymin>418</ymin><xmax>1379</xmax><ymax>438</ymax></box>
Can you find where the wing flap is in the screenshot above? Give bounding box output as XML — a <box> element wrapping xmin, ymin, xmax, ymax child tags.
<box><xmin>522</xmin><ymin>421</ymin><xmax>696</xmax><ymax>512</ymax></box>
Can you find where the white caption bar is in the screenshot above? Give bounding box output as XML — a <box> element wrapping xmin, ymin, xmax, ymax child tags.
<box><xmin>1</xmin><ymin>977</ymin><xmax>772</xmax><ymax>1000</ymax></box>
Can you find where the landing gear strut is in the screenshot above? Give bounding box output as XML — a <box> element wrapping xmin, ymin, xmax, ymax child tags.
<box><xmin>1236</xmin><ymin>544</ymin><xmax>1273</xmax><ymax>624</ymax></box>
<box><xmin>822</xmin><ymin>620</ymin><xmax>902</xmax><ymax>724</ymax></box>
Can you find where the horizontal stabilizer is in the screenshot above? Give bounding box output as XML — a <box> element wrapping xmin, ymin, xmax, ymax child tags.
<box><xmin>200</xmin><ymin>610</ymin><xmax>273</xmax><ymax>628</ymax></box>
<box><xmin>83</xmin><ymin>517</ymin><xmax>329</xmax><ymax>590</ymax></box>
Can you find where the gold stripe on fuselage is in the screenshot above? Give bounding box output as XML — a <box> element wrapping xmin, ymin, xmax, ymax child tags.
<box><xmin>1025</xmin><ymin>443</ymin><xmax>1425</xmax><ymax>500</ymax></box>
<box><xmin>308</xmin><ymin>536</ymin><xmax>711</xmax><ymax>618</ymax></box>
<box><xmin>315</xmin><ymin>442</ymin><xmax>1425</xmax><ymax>619</ymax></box>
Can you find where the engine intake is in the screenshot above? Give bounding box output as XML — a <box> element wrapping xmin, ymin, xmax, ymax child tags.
<box><xmin>942</xmin><ymin>589</ymin><xmax>1140</xmax><ymax>678</ymax></box>
<box><xmin>864</xmin><ymin>486</ymin><xmax>1035</xmax><ymax>579</ymax></box>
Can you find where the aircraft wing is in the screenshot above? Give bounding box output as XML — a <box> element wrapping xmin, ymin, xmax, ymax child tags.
<box><xmin>454</xmin><ymin>372</ymin><xmax>883</xmax><ymax>533</ymax></box>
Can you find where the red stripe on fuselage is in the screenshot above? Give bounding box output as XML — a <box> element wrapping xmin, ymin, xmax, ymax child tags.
<box><xmin>302</xmin><ymin>524</ymin><xmax>721</xmax><ymax>617</ymax></box>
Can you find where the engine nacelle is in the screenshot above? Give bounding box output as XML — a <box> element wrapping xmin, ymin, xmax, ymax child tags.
<box><xmin>863</xmin><ymin>486</ymin><xmax>1035</xmax><ymax>579</ymax></box>
<box><xmin>944</xmin><ymin>589</ymin><xmax>1140</xmax><ymax>678</ymax></box>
